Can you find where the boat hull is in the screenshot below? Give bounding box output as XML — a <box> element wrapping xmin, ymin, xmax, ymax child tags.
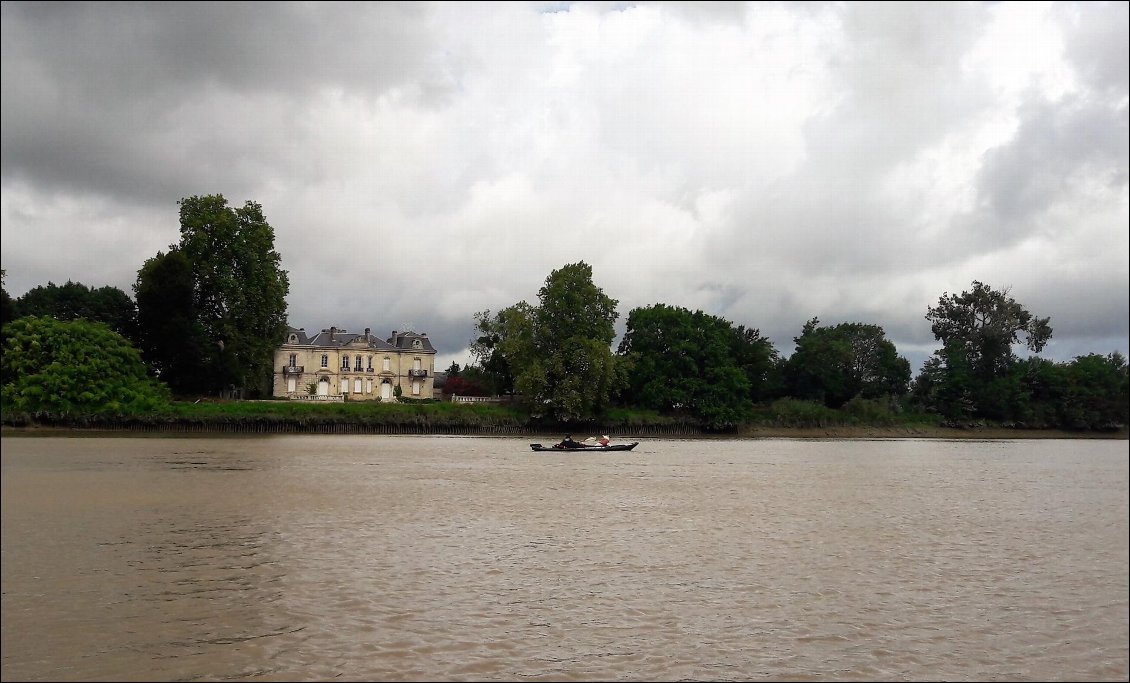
<box><xmin>530</xmin><ymin>442</ymin><xmax>639</xmax><ymax>452</ymax></box>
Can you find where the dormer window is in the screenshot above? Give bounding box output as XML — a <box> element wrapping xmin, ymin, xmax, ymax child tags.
<box><xmin>288</xmin><ymin>334</ymin><xmax>298</xmax><ymax>344</ymax></box>
<box><xmin>412</xmin><ymin>339</ymin><xmax>422</xmax><ymax>349</ymax></box>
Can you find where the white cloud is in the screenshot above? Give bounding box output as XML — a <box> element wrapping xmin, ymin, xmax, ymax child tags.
<box><xmin>2</xmin><ymin>1</ymin><xmax>1126</xmax><ymax>374</ymax></box>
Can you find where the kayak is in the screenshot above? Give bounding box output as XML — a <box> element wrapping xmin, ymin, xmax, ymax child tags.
<box><xmin>530</xmin><ymin>442</ymin><xmax>639</xmax><ymax>452</ymax></box>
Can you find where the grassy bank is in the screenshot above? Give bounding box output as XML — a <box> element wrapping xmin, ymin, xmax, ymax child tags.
<box><xmin>2</xmin><ymin>398</ymin><xmax>1125</xmax><ymax>439</ymax></box>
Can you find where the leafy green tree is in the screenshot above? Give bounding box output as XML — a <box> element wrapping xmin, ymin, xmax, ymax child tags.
<box><xmin>922</xmin><ymin>281</ymin><xmax>1052</xmax><ymax>420</ymax></box>
<box><xmin>731</xmin><ymin>324</ymin><xmax>784</xmax><ymax>403</ymax></box>
<box><xmin>165</xmin><ymin>195</ymin><xmax>289</xmax><ymax>397</ymax></box>
<box><xmin>926</xmin><ymin>281</ymin><xmax>1051</xmax><ymax>381</ymax></box>
<box><xmin>617</xmin><ymin>304</ymin><xmax>754</xmax><ymax>429</ymax></box>
<box><xmin>910</xmin><ymin>342</ymin><xmax>976</xmax><ymax>422</ymax></box>
<box><xmin>134</xmin><ymin>250</ymin><xmax>211</xmax><ymax>396</ymax></box>
<box><xmin>527</xmin><ymin>262</ymin><xmax>620</xmax><ymax>421</ymax></box>
<box><xmin>14</xmin><ymin>280</ymin><xmax>138</xmax><ymax>342</ymax></box>
<box><xmin>472</xmin><ymin>262</ymin><xmax>620</xmax><ymax>421</ymax></box>
<box><xmin>0</xmin><ymin>269</ymin><xmax>16</xmax><ymax>328</ymax></box>
<box><xmin>1057</xmin><ymin>352</ymin><xmax>1129</xmax><ymax>430</ymax></box>
<box><xmin>784</xmin><ymin>318</ymin><xmax>911</xmax><ymax>408</ymax></box>
<box><xmin>1</xmin><ymin>316</ymin><xmax>170</xmax><ymax>414</ymax></box>
<box><xmin>470</xmin><ymin>302</ymin><xmax>536</xmax><ymax>396</ymax></box>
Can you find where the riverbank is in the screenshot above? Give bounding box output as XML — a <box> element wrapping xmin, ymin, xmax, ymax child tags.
<box><xmin>3</xmin><ymin>422</ymin><xmax>1126</xmax><ymax>440</ymax></box>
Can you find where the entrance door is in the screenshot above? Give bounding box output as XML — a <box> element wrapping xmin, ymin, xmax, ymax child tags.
<box><xmin>381</xmin><ymin>382</ymin><xmax>392</xmax><ymax>400</ymax></box>
<box><xmin>318</xmin><ymin>378</ymin><xmax>329</xmax><ymax>396</ymax></box>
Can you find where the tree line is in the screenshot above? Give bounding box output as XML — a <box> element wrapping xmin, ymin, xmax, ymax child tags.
<box><xmin>463</xmin><ymin>263</ymin><xmax>1127</xmax><ymax>431</ymax></box>
<box><xmin>2</xmin><ymin>194</ymin><xmax>289</xmax><ymax>412</ymax></box>
<box><xmin>2</xmin><ymin>202</ymin><xmax>1127</xmax><ymax>432</ymax></box>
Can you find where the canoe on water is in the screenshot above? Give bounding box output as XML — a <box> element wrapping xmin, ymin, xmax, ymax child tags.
<box><xmin>530</xmin><ymin>442</ymin><xmax>640</xmax><ymax>452</ymax></box>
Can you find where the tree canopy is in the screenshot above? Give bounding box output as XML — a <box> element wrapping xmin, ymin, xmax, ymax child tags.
<box><xmin>14</xmin><ymin>279</ymin><xmax>137</xmax><ymax>343</ymax></box>
<box><xmin>134</xmin><ymin>249</ymin><xmax>210</xmax><ymax>396</ymax></box>
<box><xmin>618</xmin><ymin>304</ymin><xmax>768</xmax><ymax>428</ymax></box>
<box><xmin>1</xmin><ymin>316</ymin><xmax>170</xmax><ymax>414</ymax></box>
<box><xmin>472</xmin><ymin>262</ymin><xmax>620</xmax><ymax>422</ymax></box>
<box><xmin>919</xmin><ymin>281</ymin><xmax>1054</xmax><ymax>421</ymax></box>
<box><xmin>926</xmin><ymin>280</ymin><xmax>1052</xmax><ymax>380</ymax></box>
<box><xmin>136</xmin><ymin>195</ymin><xmax>290</xmax><ymax>397</ymax></box>
<box><xmin>784</xmin><ymin>318</ymin><xmax>911</xmax><ymax>408</ymax></box>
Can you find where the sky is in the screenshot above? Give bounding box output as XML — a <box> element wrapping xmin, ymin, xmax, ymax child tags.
<box><xmin>2</xmin><ymin>1</ymin><xmax>1127</xmax><ymax>374</ymax></box>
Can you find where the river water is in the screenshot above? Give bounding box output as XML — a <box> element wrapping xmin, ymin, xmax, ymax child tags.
<box><xmin>1</xmin><ymin>435</ymin><xmax>1126</xmax><ymax>682</ymax></box>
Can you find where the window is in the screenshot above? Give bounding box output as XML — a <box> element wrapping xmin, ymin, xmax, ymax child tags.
<box><xmin>288</xmin><ymin>334</ymin><xmax>297</xmax><ymax>343</ymax></box>
<box><xmin>412</xmin><ymin>380</ymin><xmax>421</xmax><ymax>396</ymax></box>
<box><xmin>354</xmin><ymin>378</ymin><xmax>362</xmax><ymax>394</ymax></box>
<box><xmin>288</xmin><ymin>353</ymin><xmax>297</xmax><ymax>368</ymax></box>
<box><xmin>366</xmin><ymin>379</ymin><xmax>373</xmax><ymax>394</ymax></box>
<box><xmin>341</xmin><ymin>355</ymin><xmax>350</xmax><ymax>369</ymax></box>
<box><xmin>413</xmin><ymin>339</ymin><xmax>422</xmax><ymax>349</ymax></box>
<box><xmin>383</xmin><ymin>356</ymin><xmax>391</xmax><ymax>371</ymax></box>
<box><xmin>354</xmin><ymin>356</ymin><xmax>362</xmax><ymax>371</ymax></box>
<box><xmin>321</xmin><ymin>354</ymin><xmax>328</xmax><ymax>368</ymax></box>
<box><xmin>413</xmin><ymin>357</ymin><xmax>421</xmax><ymax>371</ymax></box>
<box><xmin>287</xmin><ymin>377</ymin><xmax>296</xmax><ymax>393</ymax></box>
<box><xmin>342</xmin><ymin>378</ymin><xmax>349</xmax><ymax>394</ymax></box>
<box><xmin>367</xmin><ymin>356</ymin><xmax>373</xmax><ymax>370</ymax></box>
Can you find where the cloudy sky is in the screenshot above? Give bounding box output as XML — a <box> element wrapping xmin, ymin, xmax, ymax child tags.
<box><xmin>2</xmin><ymin>1</ymin><xmax>1127</xmax><ymax>373</ymax></box>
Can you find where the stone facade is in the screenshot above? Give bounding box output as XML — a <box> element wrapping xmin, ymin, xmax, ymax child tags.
<box><xmin>273</xmin><ymin>326</ymin><xmax>436</xmax><ymax>401</ymax></box>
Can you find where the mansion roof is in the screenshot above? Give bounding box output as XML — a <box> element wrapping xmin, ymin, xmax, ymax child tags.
<box><xmin>284</xmin><ymin>326</ymin><xmax>436</xmax><ymax>354</ymax></box>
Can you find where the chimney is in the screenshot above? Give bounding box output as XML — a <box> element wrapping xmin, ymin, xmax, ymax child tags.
<box><xmin>330</xmin><ymin>326</ymin><xmax>337</xmax><ymax>341</ymax></box>
<box><xmin>364</xmin><ymin>327</ymin><xmax>371</xmax><ymax>341</ymax></box>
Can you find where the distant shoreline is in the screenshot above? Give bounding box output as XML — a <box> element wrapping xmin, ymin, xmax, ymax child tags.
<box><xmin>3</xmin><ymin>423</ymin><xmax>1126</xmax><ymax>440</ymax></box>
<box><xmin>734</xmin><ymin>425</ymin><xmax>1128</xmax><ymax>440</ymax></box>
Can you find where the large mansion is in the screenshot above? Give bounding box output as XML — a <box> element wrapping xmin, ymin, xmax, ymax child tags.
<box><xmin>273</xmin><ymin>326</ymin><xmax>436</xmax><ymax>401</ymax></box>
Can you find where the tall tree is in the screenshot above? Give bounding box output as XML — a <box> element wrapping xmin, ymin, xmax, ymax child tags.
<box><xmin>472</xmin><ymin>262</ymin><xmax>620</xmax><ymax>421</ymax></box>
<box><xmin>470</xmin><ymin>302</ymin><xmax>536</xmax><ymax>396</ymax></box>
<box><xmin>618</xmin><ymin>304</ymin><xmax>756</xmax><ymax>429</ymax></box>
<box><xmin>925</xmin><ymin>281</ymin><xmax>1051</xmax><ymax>381</ymax></box>
<box><xmin>134</xmin><ymin>250</ymin><xmax>210</xmax><ymax>396</ymax></box>
<box><xmin>171</xmin><ymin>195</ymin><xmax>290</xmax><ymax>397</ymax></box>
<box><xmin>784</xmin><ymin>318</ymin><xmax>911</xmax><ymax>408</ymax></box>
<box><xmin>529</xmin><ymin>262</ymin><xmax>619</xmax><ymax>421</ymax></box>
<box><xmin>922</xmin><ymin>281</ymin><xmax>1052</xmax><ymax>420</ymax></box>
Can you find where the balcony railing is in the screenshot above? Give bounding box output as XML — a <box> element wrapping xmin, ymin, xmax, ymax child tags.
<box><xmin>282</xmin><ymin>365</ymin><xmax>304</xmax><ymax>374</ymax></box>
<box><xmin>408</xmin><ymin>369</ymin><xmax>429</xmax><ymax>378</ymax></box>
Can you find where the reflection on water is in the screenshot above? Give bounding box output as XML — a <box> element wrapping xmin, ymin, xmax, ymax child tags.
<box><xmin>2</xmin><ymin>435</ymin><xmax>1127</xmax><ymax>681</ymax></box>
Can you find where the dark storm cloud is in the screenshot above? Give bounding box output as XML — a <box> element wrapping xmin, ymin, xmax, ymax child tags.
<box><xmin>1</xmin><ymin>1</ymin><xmax>1125</xmax><ymax>371</ymax></box>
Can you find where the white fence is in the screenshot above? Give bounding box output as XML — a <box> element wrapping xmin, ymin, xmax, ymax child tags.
<box><xmin>451</xmin><ymin>395</ymin><xmax>504</xmax><ymax>404</ymax></box>
<box><xmin>288</xmin><ymin>394</ymin><xmax>344</xmax><ymax>402</ymax></box>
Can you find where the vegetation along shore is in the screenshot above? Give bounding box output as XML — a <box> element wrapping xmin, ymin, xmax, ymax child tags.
<box><xmin>2</xmin><ymin>194</ymin><xmax>1127</xmax><ymax>436</ymax></box>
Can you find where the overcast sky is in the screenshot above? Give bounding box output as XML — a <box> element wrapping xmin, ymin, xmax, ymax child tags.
<box><xmin>2</xmin><ymin>1</ymin><xmax>1127</xmax><ymax>373</ymax></box>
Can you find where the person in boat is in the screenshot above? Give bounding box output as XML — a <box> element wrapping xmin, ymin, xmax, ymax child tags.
<box><xmin>559</xmin><ymin>434</ymin><xmax>585</xmax><ymax>449</ymax></box>
<box><xmin>598</xmin><ymin>435</ymin><xmax>610</xmax><ymax>446</ymax></box>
